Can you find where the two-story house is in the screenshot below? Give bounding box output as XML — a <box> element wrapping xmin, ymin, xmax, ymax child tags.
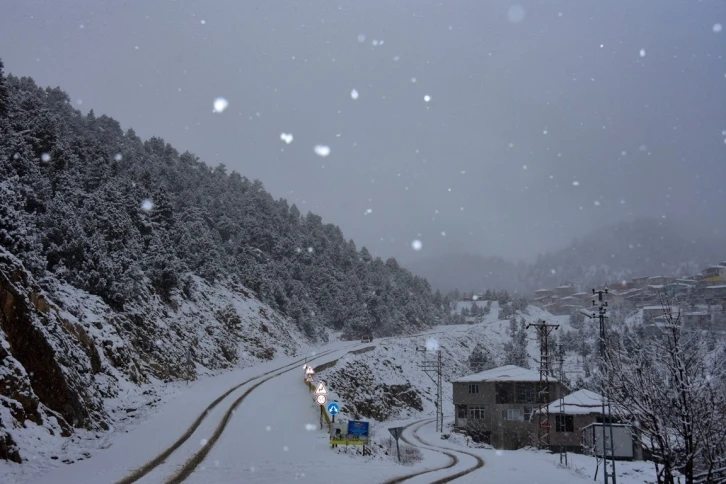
<box><xmin>452</xmin><ymin>365</ymin><xmax>567</xmax><ymax>449</ymax></box>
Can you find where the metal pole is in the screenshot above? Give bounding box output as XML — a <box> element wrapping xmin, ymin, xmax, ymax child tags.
<box><xmin>396</xmin><ymin>438</ymin><xmax>401</xmax><ymax>462</ymax></box>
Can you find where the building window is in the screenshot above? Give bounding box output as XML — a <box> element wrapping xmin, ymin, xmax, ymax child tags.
<box><xmin>457</xmin><ymin>405</ymin><xmax>467</xmax><ymax>418</ymax></box>
<box><xmin>523</xmin><ymin>406</ymin><xmax>533</xmax><ymax>421</ymax></box>
<box><xmin>469</xmin><ymin>406</ymin><xmax>486</xmax><ymax>419</ymax></box>
<box><xmin>495</xmin><ymin>382</ymin><xmax>514</xmax><ymax>403</ymax></box>
<box><xmin>556</xmin><ymin>415</ymin><xmax>574</xmax><ymax>432</ymax></box>
<box><xmin>515</xmin><ymin>384</ymin><xmax>536</xmax><ymax>403</ymax></box>
<box><xmin>501</xmin><ymin>408</ymin><xmax>522</xmax><ymax>421</ymax></box>
<box><xmin>468</xmin><ymin>384</ymin><xmax>479</xmax><ymax>394</ymax></box>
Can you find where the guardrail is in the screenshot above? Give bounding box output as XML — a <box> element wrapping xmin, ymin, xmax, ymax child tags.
<box><xmin>305</xmin><ymin>344</ymin><xmax>377</xmax><ymax>427</ymax></box>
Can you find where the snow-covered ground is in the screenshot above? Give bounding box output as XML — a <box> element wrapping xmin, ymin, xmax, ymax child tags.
<box><xmin>2</xmin><ymin>306</ymin><xmax>662</xmax><ymax>484</ymax></box>
<box><xmin>407</xmin><ymin>417</ymin><xmax>659</xmax><ymax>484</ymax></box>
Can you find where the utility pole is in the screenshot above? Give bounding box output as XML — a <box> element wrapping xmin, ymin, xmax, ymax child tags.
<box><xmin>417</xmin><ymin>346</ymin><xmax>444</xmax><ymax>433</ymax></box>
<box><xmin>526</xmin><ymin>320</ymin><xmax>559</xmax><ymax>450</ymax></box>
<box><xmin>556</xmin><ymin>343</ymin><xmax>568</xmax><ymax>466</ymax></box>
<box><xmin>582</xmin><ymin>289</ymin><xmax>617</xmax><ymax>484</ymax></box>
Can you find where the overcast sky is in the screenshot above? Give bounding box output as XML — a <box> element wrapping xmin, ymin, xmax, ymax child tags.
<box><xmin>1</xmin><ymin>0</ymin><xmax>724</xmax><ymax>264</ymax></box>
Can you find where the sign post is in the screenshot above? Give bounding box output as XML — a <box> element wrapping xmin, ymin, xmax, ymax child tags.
<box><xmin>327</xmin><ymin>402</ymin><xmax>340</xmax><ymax>423</ymax></box>
<box><xmin>388</xmin><ymin>427</ymin><xmax>404</xmax><ymax>463</ymax></box>
<box><xmin>315</xmin><ymin>382</ymin><xmax>328</xmax><ymax>429</ymax></box>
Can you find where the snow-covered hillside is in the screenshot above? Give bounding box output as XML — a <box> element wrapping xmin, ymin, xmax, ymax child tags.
<box><xmin>0</xmin><ymin>248</ymin><xmax>308</xmax><ymax>467</ymax></box>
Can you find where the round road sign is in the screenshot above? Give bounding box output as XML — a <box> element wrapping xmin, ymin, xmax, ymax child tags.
<box><xmin>316</xmin><ymin>394</ymin><xmax>327</xmax><ymax>405</ymax></box>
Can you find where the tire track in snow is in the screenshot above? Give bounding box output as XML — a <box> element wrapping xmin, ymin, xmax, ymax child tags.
<box><xmin>382</xmin><ymin>419</ymin><xmax>457</xmax><ymax>484</ymax></box>
<box><xmin>162</xmin><ymin>343</ymin><xmax>363</xmax><ymax>483</ymax></box>
<box><xmin>383</xmin><ymin>418</ymin><xmax>484</xmax><ymax>484</ymax></box>
<box><xmin>116</xmin><ymin>346</ymin><xmax>352</xmax><ymax>484</ymax></box>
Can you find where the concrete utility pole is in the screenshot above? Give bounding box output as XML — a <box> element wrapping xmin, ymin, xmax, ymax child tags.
<box><xmin>417</xmin><ymin>346</ymin><xmax>444</xmax><ymax>433</ymax></box>
<box><xmin>582</xmin><ymin>289</ymin><xmax>617</xmax><ymax>484</ymax></box>
<box><xmin>527</xmin><ymin>320</ymin><xmax>559</xmax><ymax>449</ymax></box>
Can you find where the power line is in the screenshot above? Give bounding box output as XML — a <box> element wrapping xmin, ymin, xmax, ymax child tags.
<box><xmin>417</xmin><ymin>346</ymin><xmax>444</xmax><ymax>433</ymax></box>
<box><xmin>581</xmin><ymin>288</ymin><xmax>618</xmax><ymax>484</ymax></box>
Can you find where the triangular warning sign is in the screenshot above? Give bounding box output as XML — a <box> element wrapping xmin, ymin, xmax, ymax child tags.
<box><xmin>314</xmin><ymin>382</ymin><xmax>328</xmax><ymax>395</ymax></box>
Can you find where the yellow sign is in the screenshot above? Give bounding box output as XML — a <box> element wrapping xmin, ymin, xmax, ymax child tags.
<box><xmin>330</xmin><ymin>438</ymin><xmax>369</xmax><ymax>446</ymax></box>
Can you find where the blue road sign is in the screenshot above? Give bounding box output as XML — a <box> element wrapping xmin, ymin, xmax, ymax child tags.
<box><xmin>347</xmin><ymin>420</ymin><xmax>369</xmax><ymax>437</ymax></box>
<box><xmin>327</xmin><ymin>402</ymin><xmax>340</xmax><ymax>415</ymax></box>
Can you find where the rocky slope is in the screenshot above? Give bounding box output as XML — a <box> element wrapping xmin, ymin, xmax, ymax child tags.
<box><xmin>0</xmin><ymin>248</ymin><xmax>303</xmax><ymax>464</ymax></box>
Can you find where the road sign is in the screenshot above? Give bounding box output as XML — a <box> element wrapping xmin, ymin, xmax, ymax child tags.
<box><xmin>388</xmin><ymin>426</ymin><xmax>404</xmax><ymax>462</ymax></box>
<box><xmin>388</xmin><ymin>427</ymin><xmax>404</xmax><ymax>440</ymax></box>
<box><xmin>314</xmin><ymin>382</ymin><xmax>327</xmax><ymax>395</ymax></box>
<box><xmin>316</xmin><ymin>394</ymin><xmax>327</xmax><ymax>405</ymax></box>
<box><xmin>327</xmin><ymin>402</ymin><xmax>340</xmax><ymax>415</ymax></box>
<box><xmin>305</xmin><ymin>374</ymin><xmax>313</xmax><ymax>383</ymax></box>
<box><xmin>347</xmin><ymin>420</ymin><xmax>369</xmax><ymax>437</ymax></box>
<box><xmin>305</xmin><ymin>366</ymin><xmax>315</xmax><ymax>376</ymax></box>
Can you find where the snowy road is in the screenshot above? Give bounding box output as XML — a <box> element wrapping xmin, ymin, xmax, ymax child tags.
<box><xmin>27</xmin><ymin>340</ymin><xmax>373</xmax><ymax>484</ymax></box>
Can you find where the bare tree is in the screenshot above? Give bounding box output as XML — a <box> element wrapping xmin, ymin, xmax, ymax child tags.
<box><xmin>604</xmin><ymin>295</ymin><xmax>726</xmax><ymax>484</ymax></box>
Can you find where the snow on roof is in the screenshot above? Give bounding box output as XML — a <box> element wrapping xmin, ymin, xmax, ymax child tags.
<box><xmin>706</xmin><ymin>285</ymin><xmax>726</xmax><ymax>289</ymax></box>
<box><xmin>541</xmin><ymin>389</ymin><xmax>604</xmax><ymax>415</ymax></box>
<box><xmin>453</xmin><ymin>365</ymin><xmax>558</xmax><ymax>383</ymax></box>
<box><xmin>535</xmin><ymin>288</ymin><xmax>552</xmax><ymax>292</ymax></box>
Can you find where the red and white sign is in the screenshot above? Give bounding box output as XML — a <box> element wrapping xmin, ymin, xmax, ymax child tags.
<box><xmin>314</xmin><ymin>382</ymin><xmax>328</xmax><ymax>395</ymax></box>
<box><xmin>316</xmin><ymin>394</ymin><xmax>327</xmax><ymax>405</ymax></box>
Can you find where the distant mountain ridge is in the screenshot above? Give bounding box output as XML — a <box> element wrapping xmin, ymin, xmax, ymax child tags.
<box><xmin>407</xmin><ymin>218</ymin><xmax>725</xmax><ymax>294</ymax></box>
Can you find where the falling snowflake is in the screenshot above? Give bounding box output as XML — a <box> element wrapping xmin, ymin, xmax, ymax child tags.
<box><xmin>266</xmin><ymin>426</ymin><xmax>272</xmax><ymax>432</ymax></box>
<box><xmin>507</xmin><ymin>5</ymin><xmax>526</xmax><ymax>23</ymax></box>
<box><xmin>371</xmin><ymin>39</ymin><xmax>379</xmax><ymax>46</ymax></box>
<box><xmin>572</xmin><ymin>180</ymin><xmax>580</xmax><ymax>186</ymax></box>
<box><xmin>141</xmin><ymin>199</ymin><xmax>153</xmax><ymax>211</ymax></box>
<box><xmin>543</xmin><ymin>129</ymin><xmax>548</xmax><ymax>135</ymax></box>
<box><xmin>411</xmin><ymin>77</ymin><xmax>417</xmax><ymax>83</ymax></box>
<box><xmin>621</xmin><ymin>150</ymin><xmax>627</xmax><ymax>156</ymax></box>
<box><xmin>201</xmin><ymin>19</ymin><xmax>206</xmax><ymax>25</ymax></box>
<box><xmin>155</xmin><ymin>339</ymin><xmax>163</xmax><ymax>346</ymax></box>
<box><xmin>411</xmin><ymin>239</ymin><xmax>423</xmax><ymax>251</ymax></box>
<box><xmin>357</xmin><ymin>34</ymin><xmax>366</xmax><ymax>43</ymax></box>
<box><xmin>41</xmin><ymin>153</ymin><xmax>51</xmax><ymax>162</ymax></box>
<box><xmin>424</xmin><ymin>95</ymin><xmax>431</xmax><ymax>102</ymax></box>
<box><xmin>305</xmin><ymin>424</ymin><xmax>316</xmax><ymax>431</ymax></box>
<box><xmin>639</xmin><ymin>49</ymin><xmax>646</xmax><ymax>57</ymax></box>
<box><xmin>351</xmin><ymin>89</ymin><xmax>359</xmax><ymax>100</ymax></box>
<box><xmin>620</xmin><ymin>199</ymin><xmax>626</xmax><ymax>204</ymax></box>
<box><xmin>441</xmin><ymin>231</ymin><xmax>446</xmax><ymax>236</ymax></box>
<box><xmin>280</xmin><ymin>133</ymin><xmax>294</xmax><ymax>144</ymax></box>
<box><xmin>250</xmin><ymin>466</ymin><xmax>256</xmax><ymax>473</ymax></box>
<box><xmin>114</xmin><ymin>153</ymin><xmax>123</xmax><ymax>161</ymax></box>
<box><xmin>594</xmin><ymin>200</ymin><xmax>601</xmax><ymax>206</ymax></box>
<box><xmin>495</xmin><ymin>450</ymin><xmax>503</xmax><ymax>456</ymax></box>
<box><xmin>551</xmin><ymin>269</ymin><xmax>557</xmax><ymax>274</ymax></box>
<box><xmin>200</xmin><ymin>439</ymin><xmax>208</xmax><ymax>446</ymax></box>
<box><xmin>522</xmin><ymin>165</ymin><xmax>528</xmax><ymax>170</ymax></box>
<box><xmin>425</xmin><ymin>337</ymin><xmax>439</xmax><ymax>352</ymax></box>
<box><xmin>314</xmin><ymin>145</ymin><xmax>331</xmax><ymax>157</ymax></box>
<box><xmin>283</xmin><ymin>446</ymin><xmax>289</xmax><ymax>452</ymax></box>
<box><xmin>365</xmin><ymin>208</ymin><xmax>373</xmax><ymax>215</ymax></box>
<box><xmin>213</xmin><ymin>97</ymin><xmax>229</xmax><ymax>113</ymax></box>
<box><xmin>307</xmin><ymin>247</ymin><xmax>314</xmax><ymax>253</ymax></box>
<box><xmin>714</xmin><ymin>23</ymin><xmax>723</xmax><ymax>33</ymax></box>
